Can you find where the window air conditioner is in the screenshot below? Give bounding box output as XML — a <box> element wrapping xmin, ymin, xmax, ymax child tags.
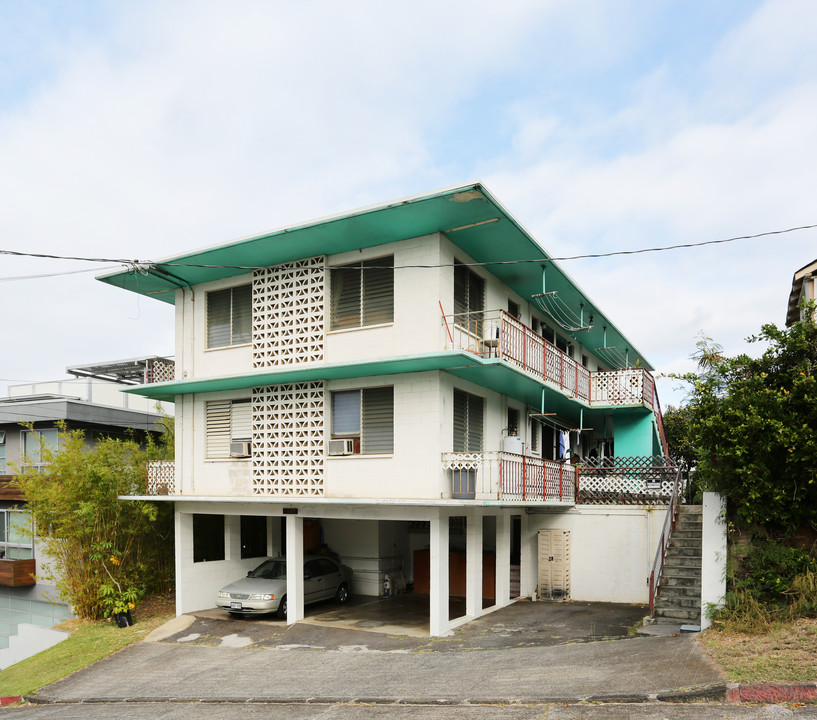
<box><xmin>229</xmin><ymin>441</ymin><xmax>252</xmax><ymax>458</ymax></box>
<box><xmin>327</xmin><ymin>439</ymin><xmax>355</xmax><ymax>456</ymax></box>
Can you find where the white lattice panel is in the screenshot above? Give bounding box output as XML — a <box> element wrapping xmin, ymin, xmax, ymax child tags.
<box><xmin>253</xmin><ymin>256</ymin><xmax>325</xmax><ymax>368</ymax></box>
<box><xmin>591</xmin><ymin>369</ymin><xmax>645</xmax><ymax>405</ymax></box>
<box><xmin>149</xmin><ymin>360</ymin><xmax>175</xmax><ymax>383</ymax></box>
<box><xmin>251</xmin><ymin>383</ymin><xmax>325</xmax><ymax>496</ymax></box>
<box><xmin>580</xmin><ymin>474</ymin><xmax>673</xmax><ymax>497</ymax></box>
<box><xmin>147</xmin><ymin>461</ymin><xmax>175</xmax><ymax>495</ymax></box>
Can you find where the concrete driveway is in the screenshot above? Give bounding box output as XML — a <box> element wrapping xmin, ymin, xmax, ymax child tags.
<box><xmin>30</xmin><ymin>599</ymin><xmax>726</xmax><ymax>705</ymax></box>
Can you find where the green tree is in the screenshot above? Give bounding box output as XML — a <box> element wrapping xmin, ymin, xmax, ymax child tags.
<box><xmin>15</xmin><ymin>424</ymin><xmax>174</xmax><ymax>619</ymax></box>
<box><xmin>674</xmin><ymin>314</ymin><xmax>817</xmax><ymax>534</ymax></box>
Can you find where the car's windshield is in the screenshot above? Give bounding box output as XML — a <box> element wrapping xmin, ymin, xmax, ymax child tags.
<box><xmin>248</xmin><ymin>560</ymin><xmax>286</xmax><ymax>579</ymax></box>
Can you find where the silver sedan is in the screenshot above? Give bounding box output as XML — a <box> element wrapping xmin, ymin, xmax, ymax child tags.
<box><xmin>216</xmin><ymin>555</ymin><xmax>352</xmax><ymax>618</ymax></box>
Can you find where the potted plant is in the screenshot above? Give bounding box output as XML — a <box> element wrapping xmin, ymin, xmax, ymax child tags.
<box><xmin>91</xmin><ymin>543</ymin><xmax>142</xmax><ymax>627</ymax></box>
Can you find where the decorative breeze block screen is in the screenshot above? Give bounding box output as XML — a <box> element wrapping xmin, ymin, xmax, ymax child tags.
<box><xmin>252</xmin><ymin>382</ymin><xmax>325</xmax><ymax>496</ymax></box>
<box><xmin>253</xmin><ymin>256</ymin><xmax>326</xmax><ymax>368</ymax></box>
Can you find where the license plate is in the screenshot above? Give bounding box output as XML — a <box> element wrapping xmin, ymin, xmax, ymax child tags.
<box><xmin>230</xmin><ymin>602</ymin><xmax>243</xmax><ymax>610</ymax></box>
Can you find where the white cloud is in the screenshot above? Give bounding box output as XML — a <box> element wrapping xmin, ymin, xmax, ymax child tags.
<box><xmin>0</xmin><ymin>0</ymin><xmax>814</xmax><ymax>409</ymax></box>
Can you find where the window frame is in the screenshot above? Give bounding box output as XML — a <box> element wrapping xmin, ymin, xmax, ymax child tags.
<box><xmin>21</xmin><ymin>428</ymin><xmax>59</xmax><ymax>471</ymax></box>
<box><xmin>193</xmin><ymin>514</ymin><xmax>225</xmax><ymax>563</ymax></box>
<box><xmin>205</xmin><ymin>398</ymin><xmax>252</xmax><ymax>460</ymax></box>
<box><xmin>0</xmin><ymin>509</ymin><xmax>34</xmax><ymax>560</ymax></box>
<box><xmin>330</xmin><ymin>386</ymin><xmax>394</xmax><ymax>455</ymax></box>
<box><xmin>206</xmin><ymin>283</ymin><xmax>252</xmax><ymax>349</ymax></box>
<box><xmin>453</xmin><ymin>389</ymin><xmax>484</xmax><ymax>453</ymax></box>
<box><xmin>329</xmin><ymin>255</ymin><xmax>394</xmax><ymax>331</ymax></box>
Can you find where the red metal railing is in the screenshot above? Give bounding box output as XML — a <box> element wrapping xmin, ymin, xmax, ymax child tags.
<box><xmin>498</xmin><ymin>452</ymin><xmax>577</xmax><ymax>503</ymax></box>
<box><xmin>442</xmin><ymin>451</ymin><xmax>577</xmax><ymax>503</ymax></box>
<box><xmin>648</xmin><ymin>465</ymin><xmax>683</xmax><ymax>615</ymax></box>
<box><xmin>444</xmin><ymin>309</ymin><xmax>670</xmax><ymax>454</ymax></box>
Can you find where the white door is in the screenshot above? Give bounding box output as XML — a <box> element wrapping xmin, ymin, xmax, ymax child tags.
<box><xmin>537</xmin><ymin>529</ymin><xmax>570</xmax><ymax>600</ymax></box>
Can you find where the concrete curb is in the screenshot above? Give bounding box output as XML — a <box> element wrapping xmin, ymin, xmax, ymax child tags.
<box><xmin>726</xmin><ymin>683</ymin><xmax>817</xmax><ymax>704</ymax></box>
<box><xmin>24</xmin><ymin>683</ymin><xmax>817</xmax><ymax>706</ymax></box>
<box><xmin>0</xmin><ymin>696</ymin><xmax>21</xmax><ymax>706</ymax></box>
<box><xmin>22</xmin><ymin>685</ymin><xmax>730</xmax><ymax>706</ymax></box>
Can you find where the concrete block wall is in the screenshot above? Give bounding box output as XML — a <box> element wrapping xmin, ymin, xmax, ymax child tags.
<box><xmin>524</xmin><ymin>505</ymin><xmax>666</xmax><ymax>604</ymax></box>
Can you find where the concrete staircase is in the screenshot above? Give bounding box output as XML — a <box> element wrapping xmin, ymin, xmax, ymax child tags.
<box><xmin>653</xmin><ymin>504</ymin><xmax>702</xmax><ymax>624</ymax></box>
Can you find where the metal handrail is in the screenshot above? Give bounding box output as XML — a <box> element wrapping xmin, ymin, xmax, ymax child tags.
<box><xmin>648</xmin><ymin>465</ymin><xmax>683</xmax><ymax>616</ymax></box>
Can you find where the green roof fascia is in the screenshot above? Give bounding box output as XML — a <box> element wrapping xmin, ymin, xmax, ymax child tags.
<box><xmin>99</xmin><ymin>182</ymin><xmax>652</xmax><ymax>369</ymax></box>
<box><xmin>124</xmin><ymin>351</ymin><xmax>651</xmax><ymax>434</ymax></box>
<box><xmin>124</xmin><ymin>352</ymin><xmax>489</xmax><ymax>402</ymax></box>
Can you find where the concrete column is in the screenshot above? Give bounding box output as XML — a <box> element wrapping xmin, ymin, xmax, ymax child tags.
<box><xmin>519</xmin><ymin>512</ymin><xmax>537</xmax><ymax>598</ymax></box>
<box><xmin>701</xmin><ymin>492</ymin><xmax>727</xmax><ymax>630</ymax></box>
<box><xmin>285</xmin><ymin>515</ymin><xmax>304</xmax><ymax>625</ymax></box>
<box><xmin>226</xmin><ymin>515</ymin><xmax>241</xmax><ymax>561</ymax></box>
<box><xmin>466</xmin><ymin>513</ymin><xmax>483</xmax><ymax>618</ymax></box>
<box><xmin>429</xmin><ymin>511</ymin><xmax>449</xmax><ymax>637</ymax></box>
<box><xmin>495</xmin><ymin>512</ymin><xmax>511</xmax><ymax>606</ymax></box>
<box><xmin>174</xmin><ymin>508</ymin><xmax>185</xmax><ymax>617</ymax></box>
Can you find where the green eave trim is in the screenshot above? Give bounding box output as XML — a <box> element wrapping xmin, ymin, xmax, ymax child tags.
<box><xmin>126</xmin><ymin>352</ymin><xmax>492</xmax><ymax>402</ymax></box>
<box><xmin>125</xmin><ymin>351</ymin><xmax>654</xmax><ymax>432</ymax></box>
<box><xmin>99</xmin><ymin>182</ymin><xmax>653</xmax><ymax>369</ymax></box>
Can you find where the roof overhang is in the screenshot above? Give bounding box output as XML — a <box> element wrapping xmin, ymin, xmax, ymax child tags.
<box><xmin>124</xmin><ymin>350</ymin><xmax>649</xmax><ymax>429</ymax></box>
<box><xmin>98</xmin><ymin>182</ymin><xmax>652</xmax><ymax>368</ymax></box>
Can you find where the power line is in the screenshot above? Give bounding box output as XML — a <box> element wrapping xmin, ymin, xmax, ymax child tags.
<box><xmin>0</xmin><ymin>222</ymin><xmax>814</xmax><ymax>274</ymax></box>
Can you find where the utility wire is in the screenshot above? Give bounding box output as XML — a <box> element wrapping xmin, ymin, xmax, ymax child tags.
<box><xmin>0</xmin><ymin>222</ymin><xmax>814</xmax><ymax>274</ymax></box>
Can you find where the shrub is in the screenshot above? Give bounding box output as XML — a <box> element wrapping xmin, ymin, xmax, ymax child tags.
<box><xmin>732</xmin><ymin>539</ymin><xmax>817</xmax><ymax>606</ymax></box>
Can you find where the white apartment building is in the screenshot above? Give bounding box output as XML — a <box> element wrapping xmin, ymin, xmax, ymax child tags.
<box><xmin>102</xmin><ymin>184</ymin><xmax>675</xmax><ymax>636</ymax></box>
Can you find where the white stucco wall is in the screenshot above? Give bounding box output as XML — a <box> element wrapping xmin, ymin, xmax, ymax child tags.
<box><xmin>525</xmin><ymin>505</ymin><xmax>667</xmax><ymax>604</ymax></box>
<box><xmin>700</xmin><ymin>492</ymin><xmax>727</xmax><ymax>630</ymax></box>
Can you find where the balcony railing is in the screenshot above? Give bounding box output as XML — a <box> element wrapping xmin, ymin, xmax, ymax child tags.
<box><xmin>146</xmin><ymin>461</ymin><xmax>175</xmax><ymax>495</ymax></box>
<box><xmin>443</xmin><ymin>310</ymin><xmax>657</xmax><ymax>409</ymax></box>
<box><xmin>443</xmin><ymin>309</ymin><xmax>669</xmax><ymax>456</ymax></box>
<box><xmin>442</xmin><ymin>452</ymin><xmax>679</xmax><ymax>506</ymax></box>
<box><xmin>442</xmin><ymin>451</ymin><xmax>577</xmax><ymax>503</ymax></box>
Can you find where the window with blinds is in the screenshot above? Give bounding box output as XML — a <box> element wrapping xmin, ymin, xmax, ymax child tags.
<box><xmin>207</xmin><ymin>284</ymin><xmax>252</xmax><ymax>348</ymax></box>
<box><xmin>453</xmin><ymin>389</ymin><xmax>484</xmax><ymax>452</ymax></box>
<box><xmin>330</xmin><ymin>256</ymin><xmax>394</xmax><ymax>330</ymax></box>
<box><xmin>206</xmin><ymin>399</ymin><xmax>251</xmax><ymax>458</ymax></box>
<box><xmin>454</xmin><ymin>261</ymin><xmax>485</xmax><ymax>318</ymax></box>
<box><xmin>330</xmin><ymin>386</ymin><xmax>394</xmax><ymax>454</ymax></box>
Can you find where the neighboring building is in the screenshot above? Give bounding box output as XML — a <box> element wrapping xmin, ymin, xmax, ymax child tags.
<box><xmin>100</xmin><ymin>183</ymin><xmax>674</xmax><ymax>636</ymax></box>
<box><xmin>0</xmin><ymin>358</ymin><xmax>172</xmax><ymax>664</ymax></box>
<box><xmin>786</xmin><ymin>258</ymin><xmax>817</xmax><ymax>327</ymax></box>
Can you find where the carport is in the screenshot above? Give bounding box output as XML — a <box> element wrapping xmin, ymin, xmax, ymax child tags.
<box><xmin>164</xmin><ymin>497</ymin><xmax>533</xmax><ymax>636</ymax></box>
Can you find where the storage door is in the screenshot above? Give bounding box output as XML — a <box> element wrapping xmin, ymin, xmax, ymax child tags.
<box><xmin>537</xmin><ymin>529</ymin><xmax>570</xmax><ymax>600</ymax></box>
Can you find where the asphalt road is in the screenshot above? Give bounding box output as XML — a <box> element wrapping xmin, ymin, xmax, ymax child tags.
<box><xmin>4</xmin><ymin>701</ymin><xmax>817</xmax><ymax>719</ymax></box>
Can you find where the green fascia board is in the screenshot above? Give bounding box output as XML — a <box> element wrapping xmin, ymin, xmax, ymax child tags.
<box><xmin>125</xmin><ymin>351</ymin><xmax>651</xmax><ymax>432</ymax></box>
<box><xmin>99</xmin><ymin>182</ymin><xmax>652</xmax><ymax>369</ymax></box>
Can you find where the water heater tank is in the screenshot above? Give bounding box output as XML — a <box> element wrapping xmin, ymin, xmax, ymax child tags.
<box><xmin>502</xmin><ymin>434</ymin><xmax>524</xmax><ymax>454</ymax></box>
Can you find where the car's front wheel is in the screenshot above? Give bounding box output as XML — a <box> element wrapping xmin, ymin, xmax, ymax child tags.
<box><xmin>277</xmin><ymin>595</ymin><xmax>287</xmax><ymax>619</ymax></box>
<box><xmin>335</xmin><ymin>582</ymin><xmax>350</xmax><ymax>604</ymax></box>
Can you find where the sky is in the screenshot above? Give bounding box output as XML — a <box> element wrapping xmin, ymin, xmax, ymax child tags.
<box><xmin>1</xmin><ymin>0</ymin><xmax>815</xmax><ymax>407</ymax></box>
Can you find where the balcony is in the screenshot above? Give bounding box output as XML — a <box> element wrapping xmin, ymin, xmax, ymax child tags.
<box><xmin>442</xmin><ymin>451</ymin><xmax>577</xmax><ymax>504</ymax></box>
<box><xmin>442</xmin><ymin>452</ymin><xmax>679</xmax><ymax>506</ymax></box>
<box><xmin>443</xmin><ymin>310</ymin><xmax>657</xmax><ymax>410</ymax></box>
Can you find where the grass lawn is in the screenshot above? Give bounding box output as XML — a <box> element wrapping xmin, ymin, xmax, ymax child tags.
<box><xmin>702</xmin><ymin>617</ymin><xmax>817</xmax><ymax>683</ymax></box>
<box><xmin>0</xmin><ymin>593</ymin><xmax>175</xmax><ymax>698</ymax></box>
